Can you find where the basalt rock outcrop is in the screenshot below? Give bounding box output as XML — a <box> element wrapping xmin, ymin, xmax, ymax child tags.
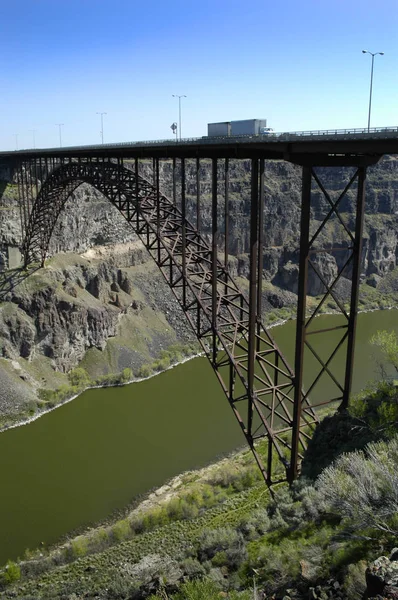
<box><xmin>0</xmin><ymin>244</ymin><xmax>193</xmax><ymax>375</ymax></box>
<box><xmin>364</xmin><ymin>548</ymin><xmax>398</xmax><ymax>599</ymax></box>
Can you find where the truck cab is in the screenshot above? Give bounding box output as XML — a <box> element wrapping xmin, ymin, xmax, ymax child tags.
<box><xmin>259</xmin><ymin>127</ymin><xmax>274</xmax><ymax>135</ymax></box>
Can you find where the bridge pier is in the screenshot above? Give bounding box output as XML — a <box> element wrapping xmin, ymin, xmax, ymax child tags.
<box><xmin>289</xmin><ymin>157</ymin><xmax>377</xmax><ymax>481</ymax></box>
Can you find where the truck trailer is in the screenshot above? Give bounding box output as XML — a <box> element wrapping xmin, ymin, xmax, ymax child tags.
<box><xmin>207</xmin><ymin>122</ymin><xmax>232</xmax><ymax>137</ymax></box>
<box><xmin>207</xmin><ymin>119</ymin><xmax>271</xmax><ymax>137</ymax></box>
<box><xmin>230</xmin><ymin>119</ymin><xmax>268</xmax><ymax>135</ymax></box>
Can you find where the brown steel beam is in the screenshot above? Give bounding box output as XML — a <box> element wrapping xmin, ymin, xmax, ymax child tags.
<box><xmin>247</xmin><ymin>158</ymin><xmax>259</xmax><ymax>438</ymax></box>
<box><xmin>181</xmin><ymin>158</ymin><xmax>186</xmax><ymax>307</ymax></box>
<box><xmin>224</xmin><ymin>158</ymin><xmax>229</xmax><ymax>293</ymax></box>
<box><xmin>196</xmin><ymin>157</ymin><xmax>200</xmax><ymax>231</ymax></box>
<box><xmin>290</xmin><ymin>165</ymin><xmax>312</xmax><ymax>483</ymax></box>
<box><xmin>342</xmin><ymin>166</ymin><xmax>367</xmax><ymax>408</ymax></box>
<box><xmin>257</xmin><ymin>158</ymin><xmax>265</xmax><ymax>350</ymax></box>
<box><xmin>212</xmin><ymin>158</ymin><xmax>218</xmax><ymax>364</ymax></box>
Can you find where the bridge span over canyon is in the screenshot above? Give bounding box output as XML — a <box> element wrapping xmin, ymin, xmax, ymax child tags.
<box><xmin>1</xmin><ymin>129</ymin><xmax>398</xmax><ymax>486</ymax></box>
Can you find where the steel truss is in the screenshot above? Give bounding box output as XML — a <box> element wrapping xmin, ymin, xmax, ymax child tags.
<box><xmin>16</xmin><ymin>153</ymin><xmax>378</xmax><ymax>485</ymax></box>
<box><xmin>18</xmin><ymin>156</ymin><xmax>320</xmax><ymax>485</ymax></box>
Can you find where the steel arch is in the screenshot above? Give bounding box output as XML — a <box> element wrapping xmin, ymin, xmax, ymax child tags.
<box><xmin>22</xmin><ymin>158</ymin><xmax>318</xmax><ymax>486</ymax></box>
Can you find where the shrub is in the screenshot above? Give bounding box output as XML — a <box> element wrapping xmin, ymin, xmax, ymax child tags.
<box><xmin>68</xmin><ymin>367</ymin><xmax>91</xmax><ymax>388</ymax></box>
<box><xmin>89</xmin><ymin>527</ymin><xmax>110</xmax><ymax>551</ymax></box>
<box><xmin>70</xmin><ymin>537</ymin><xmax>88</xmax><ymax>558</ymax></box>
<box><xmin>238</xmin><ymin>508</ymin><xmax>270</xmax><ymax>540</ymax></box>
<box><xmin>206</xmin><ymin>465</ymin><xmax>239</xmax><ymax>488</ymax></box>
<box><xmin>256</xmin><ymin>538</ymin><xmax>302</xmax><ymax>590</ymax></box>
<box><xmin>370</xmin><ymin>329</ymin><xmax>398</xmax><ymax>374</ymax></box>
<box><xmin>317</xmin><ymin>436</ymin><xmax>398</xmax><ymax>536</ymax></box>
<box><xmin>197</xmin><ymin>527</ymin><xmax>245</xmax><ymax>567</ymax></box>
<box><xmin>1</xmin><ymin>560</ymin><xmax>21</xmax><ymax>585</ymax></box>
<box><xmin>343</xmin><ymin>560</ymin><xmax>367</xmax><ymax>599</ymax></box>
<box><xmin>112</xmin><ymin>518</ymin><xmax>131</xmax><ymax>541</ymax></box>
<box><xmin>120</xmin><ymin>367</ymin><xmax>133</xmax><ymax>383</ymax></box>
<box><xmin>174</xmin><ymin>578</ymin><xmax>222</xmax><ymax>600</ymax></box>
<box><xmin>139</xmin><ymin>364</ymin><xmax>153</xmax><ymax>378</ymax></box>
<box><xmin>179</xmin><ymin>557</ymin><xmax>207</xmax><ymax>578</ymax></box>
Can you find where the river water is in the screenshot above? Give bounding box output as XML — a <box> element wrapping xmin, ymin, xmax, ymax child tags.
<box><xmin>1</xmin><ymin>309</ymin><xmax>397</xmax><ymax>564</ymax></box>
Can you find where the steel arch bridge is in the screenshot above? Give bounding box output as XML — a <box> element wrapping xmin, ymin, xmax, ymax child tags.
<box><xmin>2</xmin><ymin>131</ymin><xmax>397</xmax><ymax>485</ymax></box>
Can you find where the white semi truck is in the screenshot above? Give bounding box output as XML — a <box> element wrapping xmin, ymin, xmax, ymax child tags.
<box><xmin>207</xmin><ymin>119</ymin><xmax>274</xmax><ymax>137</ymax></box>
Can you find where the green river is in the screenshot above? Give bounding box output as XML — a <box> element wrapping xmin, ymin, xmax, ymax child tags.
<box><xmin>1</xmin><ymin>309</ymin><xmax>397</xmax><ymax>564</ymax></box>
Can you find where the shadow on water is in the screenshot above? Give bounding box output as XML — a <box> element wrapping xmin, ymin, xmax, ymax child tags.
<box><xmin>0</xmin><ymin>266</ymin><xmax>41</xmax><ymax>301</ymax></box>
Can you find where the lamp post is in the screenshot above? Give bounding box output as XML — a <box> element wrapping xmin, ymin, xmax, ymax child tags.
<box><xmin>172</xmin><ymin>95</ymin><xmax>186</xmax><ymax>140</ymax></box>
<box><xmin>13</xmin><ymin>134</ymin><xmax>18</xmax><ymax>151</ymax></box>
<box><xmin>56</xmin><ymin>123</ymin><xmax>64</xmax><ymax>148</ymax></box>
<box><xmin>29</xmin><ymin>129</ymin><xmax>36</xmax><ymax>149</ymax></box>
<box><xmin>96</xmin><ymin>112</ymin><xmax>107</xmax><ymax>144</ymax></box>
<box><xmin>362</xmin><ymin>50</ymin><xmax>384</xmax><ymax>132</ymax></box>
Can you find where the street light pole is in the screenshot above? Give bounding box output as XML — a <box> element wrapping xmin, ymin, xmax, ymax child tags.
<box><xmin>96</xmin><ymin>112</ymin><xmax>107</xmax><ymax>144</ymax></box>
<box><xmin>172</xmin><ymin>95</ymin><xmax>186</xmax><ymax>140</ymax></box>
<box><xmin>56</xmin><ymin>123</ymin><xmax>64</xmax><ymax>148</ymax></box>
<box><xmin>13</xmin><ymin>134</ymin><xmax>18</xmax><ymax>150</ymax></box>
<box><xmin>362</xmin><ymin>50</ymin><xmax>384</xmax><ymax>132</ymax></box>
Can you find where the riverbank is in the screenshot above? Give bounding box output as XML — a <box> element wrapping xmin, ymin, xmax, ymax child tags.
<box><xmin>0</xmin><ymin>348</ymin><xmax>202</xmax><ymax>434</ymax></box>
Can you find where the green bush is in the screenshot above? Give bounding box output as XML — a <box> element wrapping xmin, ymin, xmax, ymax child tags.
<box><xmin>343</xmin><ymin>561</ymin><xmax>367</xmax><ymax>599</ymax></box>
<box><xmin>120</xmin><ymin>367</ymin><xmax>133</xmax><ymax>383</ymax></box>
<box><xmin>179</xmin><ymin>557</ymin><xmax>207</xmax><ymax>578</ymax></box>
<box><xmin>89</xmin><ymin>527</ymin><xmax>110</xmax><ymax>551</ymax></box>
<box><xmin>112</xmin><ymin>518</ymin><xmax>131</xmax><ymax>541</ymax></box>
<box><xmin>317</xmin><ymin>436</ymin><xmax>398</xmax><ymax>537</ymax></box>
<box><xmin>173</xmin><ymin>578</ymin><xmax>222</xmax><ymax>600</ymax></box>
<box><xmin>70</xmin><ymin>537</ymin><xmax>88</xmax><ymax>558</ymax></box>
<box><xmin>197</xmin><ymin>526</ymin><xmax>245</xmax><ymax>566</ymax></box>
<box><xmin>139</xmin><ymin>364</ymin><xmax>153</xmax><ymax>378</ymax></box>
<box><xmin>68</xmin><ymin>367</ymin><xmax>91</xmax><ymax>388</ymax></box>
<box><xmin>1</xmin><ymin>560</ymin><xmax>21</xmax><ymax>585</ymax></box>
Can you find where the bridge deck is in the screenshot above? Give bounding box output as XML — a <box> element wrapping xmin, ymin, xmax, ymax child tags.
<box><xmin>1</xmin><ymin>128</ymin><xmax>398</xmax><ymax>162</ymax></box>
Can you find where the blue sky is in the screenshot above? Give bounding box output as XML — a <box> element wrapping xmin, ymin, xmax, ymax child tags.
<box><xmin>0</xmin><ymin>0</ymin><xmax>397</xmax><ymax>149</ymax></box>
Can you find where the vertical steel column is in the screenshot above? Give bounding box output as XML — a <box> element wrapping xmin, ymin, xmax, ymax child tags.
<box><xmin>156</xmin><ymin>158</ymin><xmax>161</xmax><ymax>263</ymax></box>
<box><xmin>257</xmin><ymin>158</ymin><xmax>265</xmax><ymax>349</ymax></box>
<box><xmin>173</xmin><ymin>157</ymin><xmax>177</xmax><ymax>206</ymax></box>
<box><xmin>196</xmin><ymin>157</ymin><xmax>200</xmax><ymax>231</ymax></box>
<box><xmin>290</xmin><ymin>166</ymin><xmax>312</xmax><ymax>483</ymax></box>
<box><xmin>135</xmin><ymin>158</ymin><xmax>139</xmax><ymax>229</ymax></box>
<box><xmin>181</xmin><ymin>158</ymin><xmax>187</xmax><ymax>307</ymax></box>
<box><xmin>212</xmin><ymin>158</ymin><xmax>218</xmax><ymax>364</ymax></box>
<box><xmin>152</xmin><ymin>157</ymin><xmax>156</xmax><ymax>187</ymax></box>
<box><xmin>196</xmin><ymin>156</ymin><xmax>201</xmax><ymax>336</ymax></box>
<box><xmin>247</xmin><ymin>159</ymin><xmax>259</xmax><ymax>438</ymax></box>
<box><xmin>34</xmin><ymin>158</ymin><xmax>39</xmax><ymax>199</ymax></box>
<box><xmin>342</xmin><ymin>167</ymin><xmax>367</xmax><ymax>408</ymax></box>
<box><xmin>17</xmin><ymin>162</ymin><xmax>27</xmax><ymax>255</ymax></box>
<box><xmin>224</xmin><ymin>158</ymin><xmax>229</xmax><ymax>293</ymax></box>
<box><xmin>22</xmin><ymin>162</ymin><xmax>30</xmax><ymax>218</ymax></box>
